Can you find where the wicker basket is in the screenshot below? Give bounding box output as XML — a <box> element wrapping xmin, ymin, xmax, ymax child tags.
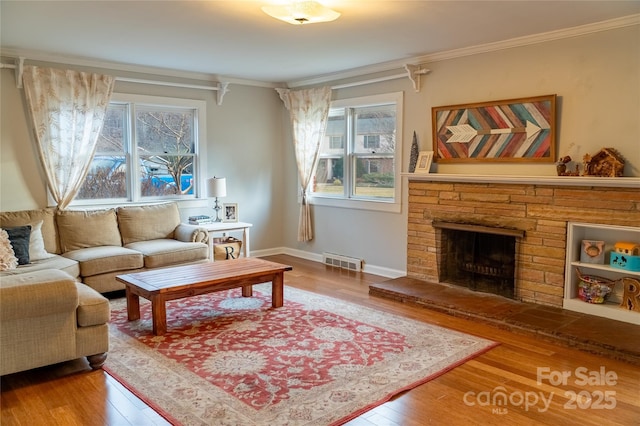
<box><xmin>575</xmin><ymin>268</ymin><xmax>616</xmax><ymax>304</ymax></box>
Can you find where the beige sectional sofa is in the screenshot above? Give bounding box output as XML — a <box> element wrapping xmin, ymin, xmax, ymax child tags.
<box><xmin>0</xmin><ymin>202</ymin><xmax>210</xmax><ymax>293</ymax></box>
<box><xmin>0</xmin><ymin>202</ymin><xmax>210</xmax><ymax>375</ymax></box>
<box><xmin>1</xmin><ymin>270</ymin><xmax>110</xmax><ymax>375</ymax></box>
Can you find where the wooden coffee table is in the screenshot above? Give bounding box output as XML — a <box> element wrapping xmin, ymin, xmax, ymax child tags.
<box><xmin>116</xmin><ymin>257</ymin><xmax>292</xmax><ymax>335</ymax></box>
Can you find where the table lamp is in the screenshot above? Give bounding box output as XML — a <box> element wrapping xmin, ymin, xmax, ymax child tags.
<box><xmin>207</xmin><ymin>177</ymin><xmax>227</xmax><ymax>222</ymax></box>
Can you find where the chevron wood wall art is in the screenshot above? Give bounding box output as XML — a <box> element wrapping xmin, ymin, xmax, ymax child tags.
<box><xmin>432</xmin><ymin>94</ymin><xmax>556</xmax><ymax>163</ymax></box>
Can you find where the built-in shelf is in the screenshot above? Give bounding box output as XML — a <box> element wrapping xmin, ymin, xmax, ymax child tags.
<box><xmin>569</xmin><ymin>261</ymin><xmax>640</xmax><ymax>278</ymax></box>
<box><xmin>564</xmin><ymin>222</ymin><xmax>640</xmax><ymax>325</ymax></box>
<box><xmin>404</xmin><ymin>173</ymin><xmax>640</xmax><ymax>188</ymax></box>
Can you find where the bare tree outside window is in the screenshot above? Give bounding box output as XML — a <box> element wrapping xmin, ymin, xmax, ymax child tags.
<box><xmin>77</xmin><ymin>105</ymin><xmax>127</xmax><ymax>199</ymax></box>
<box><xmin>136</xmin><ymin>109</ymin><xmax>195</xmax><ymax>196</ymax></box>
<box><xmin>76</xmin><ymin>98</ymin><xmax>201</xmax><ymax>203</ymax></box>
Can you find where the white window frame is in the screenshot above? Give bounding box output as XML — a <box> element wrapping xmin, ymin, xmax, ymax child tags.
<box><xmin>68</xmin><ymin>93</ymin><xmax>208</xmax><ymax>209</ymax></box>
<box><xmin>367</xmin><ymin>159</ymin><xmax>380</xmax><ymax>174</ymax></box>
<box><xmin>363</xmin><ymin>134</ymin><xmax>381</xmax><ymax>150</ymax></box>
<box><xmin>310</xmin><ymin>92</ymin><xmax>403</xmax><ymax>213</ymax></box>
<box><xmin>329</xmin><ymin>135</ymin><xmax>344</xmax><ymax>149</ymax></box>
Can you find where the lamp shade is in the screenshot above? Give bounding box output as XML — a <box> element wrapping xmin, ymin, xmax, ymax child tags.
<box><xmin>207</xmin><ymin>177</ymin><xmax>227</xmax><ymax>198</ymax></box>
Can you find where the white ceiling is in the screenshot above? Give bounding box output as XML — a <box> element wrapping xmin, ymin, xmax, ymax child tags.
<box><xmin>1</xmin><ymin>1</ymin><xmax>639</xmax><ymax>85</ymax></box>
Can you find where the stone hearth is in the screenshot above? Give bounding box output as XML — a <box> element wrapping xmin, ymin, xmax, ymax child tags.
<box><xmin>369</xmin><ymin>276</ymin><xmax>640</xmax><ymax>365</ymax></box>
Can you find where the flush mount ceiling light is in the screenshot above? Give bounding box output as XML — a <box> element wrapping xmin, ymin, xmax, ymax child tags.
<box><xmin>262</xmin><ymin>1</ymin><xmax>341</xmax><ymax>25</ymax></box>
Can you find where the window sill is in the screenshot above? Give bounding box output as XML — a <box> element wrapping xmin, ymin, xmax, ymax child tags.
<box><xmin>309</xmin><ymin>195</ymin><xmax>401</xmax><ymax>213</ymax></box>
<box><xmin>66</xmin><ymin>198</ymin><xmax>210</xmax><ymax>210</ymax></box>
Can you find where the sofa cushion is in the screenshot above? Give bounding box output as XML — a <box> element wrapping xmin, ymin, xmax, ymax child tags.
<box><xmin>57</xmin><ymin>209</ymin><xmax>122</xmax><ymax>252</ymax></box>
<box><xmin>4</xmin><ymin>225</ymin><xmax>31</xmax><ymax>265</ymax></box>
<box><xmin>175</xmin><ymin>223</ymin><xmax>209</xmax><ymax>243</ymax></box>
<box><xmin>29</xmin><ymin>220</ymin><xmax>56</xmax><ymax>261</ymax></box>
<box><xmin>125</xmin><ymin>239</ymin><xmax>208</xmax><ymax>268</ymax></box>
<box><xmin>75</xmin><ymin>283</ymin><xmax>110</xmax><ymax>327</ymax></box>
<box><xmin>84</xmin><ymin>269</ymin><xmax>138</xmax><ymax>293</ymax></box>
<box><xmin>63</xmin><ymin>246</ymin><xmax>143</xmax><ymax>277</ymax></box>
<box><xmin>117</xmin><ymin>203</ymin><xmax>180</xmax><ymax>245</ymax></box>
<box><xmin>0</xmin><ymin>254</ymin><xmax>81</xmax><ymax>279</ymax></box>
<box><xmin>0</xmin><ymin>270</ymin><xmax>78</xmax><ymax>320</ymax></box>
<box><xmin>0</xmin><ymin>208</ymin><xmax>60</xmax><ymax>254</ymax></box>
<box><xmin>0</xmin><ymin>229</ymin><xmax>18</xmax><ymax>271</ymax></box>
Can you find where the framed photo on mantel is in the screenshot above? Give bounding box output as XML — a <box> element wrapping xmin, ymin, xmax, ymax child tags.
<box><xmin>432</xmin><ymin>94</ymin><xmax>556</xmax><ymax>163</ymax></box>
<box><xmin>414</xmin><ymin>151</ymin><xmax>433</xmax><ymax>173</ymax></box>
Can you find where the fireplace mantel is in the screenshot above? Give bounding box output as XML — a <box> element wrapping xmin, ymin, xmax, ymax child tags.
<box><xmin>403</xmin><ymin>173</ymin><xmax>640</xmax><ymax>188</ymax></box>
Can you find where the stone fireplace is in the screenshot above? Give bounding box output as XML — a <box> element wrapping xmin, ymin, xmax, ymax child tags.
<box><xmin>433</xmin><ymin>221</ymin><xmax>524</xmax><ymax>299</ymax></box>
<box><xmin>406</xmin><ymin>174</ymin><xmax>640</xmax><ymax>308</ymax></box>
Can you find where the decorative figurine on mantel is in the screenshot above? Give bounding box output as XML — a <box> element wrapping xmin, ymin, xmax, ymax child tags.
<box><xmin>556</xmin><ymin>155</ymin><xmax>579</xmax><ymax>176</ymax></box>
<box><xmin>408</xmin><ymin>131</ymin><xmax>419</xmax><ymax>173</ymax></box>
<box><xmin>582</xmin><ymin>147</ymin><xmax>625</xmax><ymax>177</ymax></box>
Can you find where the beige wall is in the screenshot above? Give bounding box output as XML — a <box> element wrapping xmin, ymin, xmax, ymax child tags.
<box><xmin>0</xmin><ymin>65</ymin><xmax>286</xmax><ymax>252</ymax></box>
<box><xmin>1</xmin><ymin>68</ymin><xmax>44</xmax><ymax>211</ymax></box>
<box><xmin>422</xmin><ymin>25</ymin><xmax>640</xmax><ymax>176</ymax></box>
<box><xmin>283</xmin><ymin>25</ymin><xmax>639</xmax><ymax>274</ymax></box>
<box><xmin>1</xmin><ymin>25</ymin><xmax>638</xmax><ymax>275</ymax></box>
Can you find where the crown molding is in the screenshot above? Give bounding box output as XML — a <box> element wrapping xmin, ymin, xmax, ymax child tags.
<box><xmin>416</xmin><ymin>13</ymin><xmax>640</xmax><ymax>64</ymax></box>
<box><xmin>2</xmin><ymin>14</ymin><xmax>637</xmax><ymax>90</ymax></box>
<box><xmin>286</xmin><ymin>13</ymin><xmax>640</xmax><ymax>88</ymax></box>
<box><xmin>0</xmin><ymin>47</ymin><xmax>279</xmax><ymax>89</ymax></box>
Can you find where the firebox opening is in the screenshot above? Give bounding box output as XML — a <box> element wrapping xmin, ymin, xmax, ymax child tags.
<box><xmin>436</xmin><ymin>223</ymin><xmax>521</xmax><ymax>299</ymax></box>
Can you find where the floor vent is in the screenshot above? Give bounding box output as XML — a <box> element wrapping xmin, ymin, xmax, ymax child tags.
<box><xmin>322</xmin><ymin>252</ymin><xmax>363</xmax><ymax>272</ymax></box>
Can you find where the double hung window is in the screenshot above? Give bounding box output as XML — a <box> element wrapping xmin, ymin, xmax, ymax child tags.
<box><xmin>311</xmin><ymin>92</ymin><xmax>403</xmax><ymax>212</ymax></box>
<box><xmin>75</xmin><ymin>94</ymin><xmax>206</xmax><ymax>205</ymax></box>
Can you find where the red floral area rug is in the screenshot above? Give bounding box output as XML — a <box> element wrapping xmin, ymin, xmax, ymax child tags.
<box><xmin>105</xmin><ymin>284</ymin><xmax>497</xmax><ymax>425</ymax></box>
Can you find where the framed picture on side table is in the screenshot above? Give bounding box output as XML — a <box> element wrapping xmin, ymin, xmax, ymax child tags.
<box><xmin>223</xmin><ymin>203</ymin><xmax>238</xmax><ymax>222</ymax></box>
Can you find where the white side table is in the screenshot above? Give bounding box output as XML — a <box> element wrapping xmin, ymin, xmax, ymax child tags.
<box><xmin>192</xmin><ymin>221</ymin><xmax>253</xmax><ymax>261</ymax></box>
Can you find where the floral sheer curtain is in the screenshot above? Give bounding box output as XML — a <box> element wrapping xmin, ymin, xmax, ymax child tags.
<box><xmin>276</xmin><ymin>86</ymin><xmax>331</xmax><ymax>242</ymax></box>
<box><xmin>22</xmin><ymin>65</ymin><xmax>115</xmax><ymax>209</ymax></box>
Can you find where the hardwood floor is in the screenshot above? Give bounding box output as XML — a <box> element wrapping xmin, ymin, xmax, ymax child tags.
<box><xmin>2</xmin><ymin>254</ymin><xmax>638</xmax><ymax>425</ymax></box>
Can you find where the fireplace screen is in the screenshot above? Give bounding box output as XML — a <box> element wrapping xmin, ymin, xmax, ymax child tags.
<box><xmin>438</xmin><ymin>228</ymin><xmax>517</xmax><ymax>299</ymax></box>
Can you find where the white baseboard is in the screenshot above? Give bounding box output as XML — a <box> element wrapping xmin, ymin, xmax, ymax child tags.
<box><xmin>363</xmin><ymin>264</ymin><xmax>406</xmax><ymax>279</ymax></box>
<box><xmin>251</xmin><ymin>247</ymin><xmax>406</xmax><ymax>279</ymax></box>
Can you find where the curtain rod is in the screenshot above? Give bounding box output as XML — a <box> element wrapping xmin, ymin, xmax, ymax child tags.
<box><xmin>115</xmin><ymin>77</ymin><xmax>230</xmax><ymax>105</ymax></box>
<box><xmin>115</xmin><ymin>76</ymin><xmax>220</xmax><ymax>91</ymax></box>
<box><xmin>327</xmin><ymin>64</ymin><xmax>429</xmax><ymax>93</ymax></box>
<box><xmin>2</xmin><ymin>57</ymin><xmax>428</xmax><ymax>100</ymax></box>
<box><xmin>331</xmin><ymin>73</ymin><xmax>407</xmax><ymax>90</ymax></box>
<box><xmin>0</xmin><ymin>57</ymin><xmax>25</xmax><ymax>88</ymax></box>
<box><xmin>0</xmin><ymin>58</ymin><xmax>229</xmax><ymax>105</ymax></box>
